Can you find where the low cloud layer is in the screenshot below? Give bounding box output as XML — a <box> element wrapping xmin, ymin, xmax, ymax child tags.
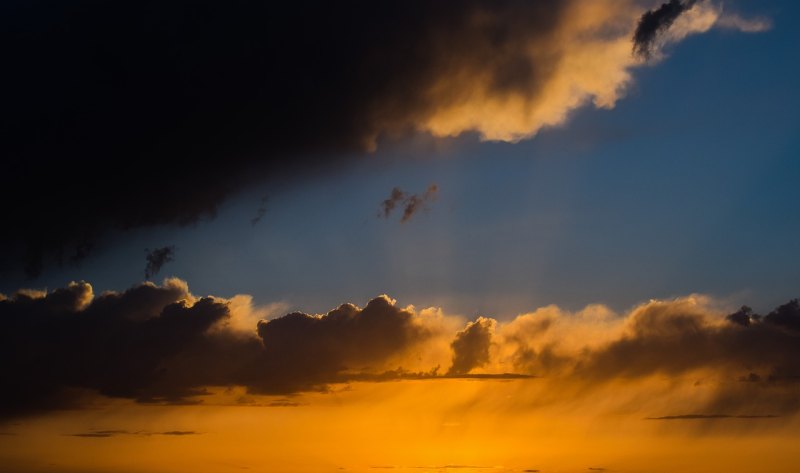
<box><xmin>2</xmin><ymin>278</ymin><xmax>798</xmax><ymax>421</ymax></box>
<box><xmin>0</xmin><ymin>0</ymin><xmax>768</xmax><ymax>276</ymax></box>
<box><xmin>0</xmin><ymin>281</ymin><xmax>445</xmax><ymax>419</ymax></box>
<box><xmin>69</xmin><ymin>429</ymin><xmax>198</xmax><ymax>438</ymax></box>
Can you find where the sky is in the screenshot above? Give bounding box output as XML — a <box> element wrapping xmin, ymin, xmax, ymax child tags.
<box><xmin>2</xmin><ymin>1</ymin><xmax>800</xmax><ymax>472</ymax></box>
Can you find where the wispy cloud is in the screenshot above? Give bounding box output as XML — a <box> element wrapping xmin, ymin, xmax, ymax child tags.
<box><xmin>380</xmin><ymin>185</ymin><xmax>438</xmax><ymax>223</ymax></box>
<box><xmin>144</xmin><ymin>246</ymin><xmax>176</xmax><ymax>280</ymax></box>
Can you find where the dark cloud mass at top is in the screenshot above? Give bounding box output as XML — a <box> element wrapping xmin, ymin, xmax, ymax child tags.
<box><xmin>1</xmin><ymin>0</ymin><xmax>762</xmax><ymax>277</ymax></box>
<box><xmin>0</xmin><ymin>0</ymin><xmax>575</xmax><ymax>276</ymax></box>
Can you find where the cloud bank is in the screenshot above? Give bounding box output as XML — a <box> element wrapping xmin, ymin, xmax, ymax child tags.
<box><xmin>1</xmin><ymin>278</ymin><xmax>798</xmax><ymax>421</ymax></box>
<box><xmin>0</xmin><ymin>0</ymin><xmax>769</xmax><ymax>276</ymax></box>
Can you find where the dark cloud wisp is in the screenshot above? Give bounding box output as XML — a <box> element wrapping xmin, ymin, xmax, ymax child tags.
<box><xmin>144</xmin><ymin>246</ymin><xmax>176</xmax><ymax>280</ymax></box>
<box><xmin>632</xmin><ymin>0</ymin><xmax>698</xmax><ymax>59</ymax></box>
<box><xmin>380</xmin><ymin>185</ymin><xmax>438</xmax><ymax>223</ymax></box>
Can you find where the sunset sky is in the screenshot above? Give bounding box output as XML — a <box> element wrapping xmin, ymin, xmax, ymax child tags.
<box><xmin>2</xmin><ymin>1</ymin><xmax>800</xmax><ymax>472</ymax></box>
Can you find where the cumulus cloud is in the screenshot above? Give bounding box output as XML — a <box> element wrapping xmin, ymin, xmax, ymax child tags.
<box><xmin>0</xmin><ymin>281</ymin><xmax>448</xmax><ymax>419</ymax></box>
<box><xmin>251</xmin><ymin>295</ymin><xmax>436</xmax><ymax>393</ymax></box>
<box><xmin>0</xmin><ymin>0</ymin><xmax>769</xmax><ymax>276</ymax></box>
<box><xmin>448</xmin><ymin>317</ymin><xmax>496</xmax><ymax>375</ymax></box>
<box><xmin>487</xmin><ymin>296</ymin><xmax>800</xmax><ymax>416</ymax></box>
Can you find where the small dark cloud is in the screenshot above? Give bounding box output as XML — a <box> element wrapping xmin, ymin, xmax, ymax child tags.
<box><xmin>727</xmin><ymin>305</ymin><xmax>758</xmax><ymax>326</ymax></box>
<box><xmin>522</xmin><ymin>470</ymin><xmax>540</xmax><ymax>472</ymax></box>
<box><xmin>266</xmin><ymin>400</ymin><xmax>302</xmax><ymax>407</ymax></box>
<box><xmin>346</xmin><ymin>369</ymin><xmax>534</xmax><ymax>382</ymax></box>
<box><xmin>70</xmin><ymin>432</ymin><xmax>117</xmax><ymax>438</ymax></box>
<box><xmin>381</xmin><ymin>188</ymin><xmax>407</xmax><ymax>219</ymax></box>
<box><xmin>448</xmin><ymin>317</ymin><xmax>495</xmax><ymax>375</ymax></box>
<box><xmin>633</xmin><ymin>0</ymin><xmax>697</xmax><ymax>59</ymax></box>
<box><xmin>251</xmin><ymin>196</ymin><xmax>269</xmax><ymax>226</ymax></box>
<box><xmin>144</xmin><ymin>246</ymin><xmax>176</xmax><ymax>280</ymax></box>
<box><xmin>409</xmin><ymin>466</ymin><xmax>492</xmax><ymax>470</ymax></box>
<box><xmin>68</xmin><ymin>430</ymin><xmax>129</xmax><ymax>438</ymax></box>
<box><xmin>739</xmin><ymin>372</ymin><xmax>762</xmax><ymax>383</ymax></box>
<box><xmin>159</xmin><ymin>430</ymin><xmax>198</xmax><ymax>436</ymax></box>
<box><xmin>379</xmin><ymin>185</ymin><xmax>438</xmax><ymax>223</ymax></box>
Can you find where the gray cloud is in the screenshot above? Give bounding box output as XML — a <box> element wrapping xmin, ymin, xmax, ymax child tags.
<box><xmin>144</xmin><ymin>246</ymin><xmax>176</xmax><ymax>280</ymax></box>
<box><xmin>380</xmin><ymin>185</ymin><xmax>439</xmax><ymax>223</ymax></box>
<box><xmin>633</xmin><ymin>0</ymin><xmax>698</xmax><ymax>59</ymax></box>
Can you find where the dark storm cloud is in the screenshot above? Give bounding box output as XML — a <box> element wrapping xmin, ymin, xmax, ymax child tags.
<box><xmin>380</xmin><ymin>185</ymin><xmax>439</xmax><ymax>223</ymax></box>
<box><xmin>248</xmin><ymin>295</ymin><xmax>432</xmax><ymax>394</ymax></box>
<box><xmin>0</xmin><ymin>281</ymin><xmax>432</xmax><ymax>419</ymax></box>
<box><xmin>0</xmin><ymin>0</ymin><xmax>577</xmax><ymax>276</ymax></box>
<box><xmin>144</xmin><ymin>246</ymin><xmax>176</xmax><ymax>280</ymax></box>
<box><xmin>633</xmin><ymin>0</ymin><xmax>698</xmax><ymax>59</ymax></box>
<box><xmin>448</xmin><ymin>317</ymin><xmax>495</xmax><ymax>375</ymax></box>
<box><xmin>0</xmin><ymin>279</ymin><xmax>228</xmax><ymax>419</ymax></box>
